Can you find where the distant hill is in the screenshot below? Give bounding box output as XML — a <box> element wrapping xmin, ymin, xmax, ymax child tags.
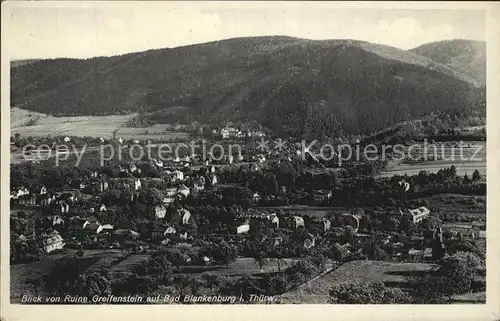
<box><xmin>410</xmin><ymin>39</ymin><xmax>486</xmax><ymax>83</ymax></box>
<box><xmin>11</xmin><ymin>36</ymin><xmax>485</xmax><ymax>137</ymax></box>
<box><xmin>10</xmin><ymin>59</ymin><xmax>42</xmax><ymax>68</ymax></box>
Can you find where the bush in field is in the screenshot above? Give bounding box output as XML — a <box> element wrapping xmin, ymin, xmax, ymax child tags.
<box><xmin>329</xmin><ymin>281</ymin><xmax>411</xmax><ymax>304</ymax></box>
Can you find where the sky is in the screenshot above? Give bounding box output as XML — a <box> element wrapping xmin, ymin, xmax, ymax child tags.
<box><xmin>4</xmin><ymin>2</ymin><xmax>488</xmax><ymax>60</ymax></box>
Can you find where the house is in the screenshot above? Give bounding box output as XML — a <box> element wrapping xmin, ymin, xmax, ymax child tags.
<box><xmin>38</xmin><ymin>193</ymin><xmax>55</xmax><ymax>206</ymax></box>
<box><xmin>237</xmin><ymin>223</ymin><xmax>250</xmax><ymax>234</ymax></box>
<box><xmin>54</xmin><ymin>201</ymin><xmax>70</xmax><ymax>214</ymax></box>
<box><xmin>46</xmin><ymin>215</ymin><xmax>64</xmax><ymax>227</ymax></box>
<box><xmin>129</xmin><ymin>164</ymin><xmax>138</xmax><ymax>173</ymax></box>
<box><xmin>221</xmin><ymin>128</ymin><xmax>230</xmax><ymax>139</ymax></box>
<box><xmin>311</xmin><ymin>217</ymin><xmax>331</xmax><ymax>232</ymax></box>
<box><xmin>117</xmin><ymin>137</ymin><xmax>124</xmax><ymax>144</ymax></box>
<box><xmin>304</xmin><ymin>233</ymin><xmax>316</xmax><ymax>249</ymax></box>
<box><xmin>57</xmin><ymin>191</ymin><xmax>79</xmax><ymax>203</ymax></box>
<box><xmin>100</xmin><ymin>224</ymin><xmax>114</xmax><ymax>233</ymax></box>
<box><xmin>98</xmin><ymin>181</ymin><xmax>109</xmax><ymax>192</ymax></box>
<box><xmin>313</xmin><ymin>190</ymin><xmax>333</xmax><ymax>202</ymax></box>
<box><xmin>98</xmin><ymin>204</ymin><xmax>107</xmax><ymax>212</ymax></box>
<box><xmin>340</xmin><ymin>213</ymin><xmax>361</xmax><ymax>231</ymax></box>
<box><xmin>173</xmin><ymin>170</ymin><xmax>184</xmax><ymax>182</ymax></box>
<box><xmin>134</xmin><ymin>179</ymin><xmax>142</xmax><ymax>190</ymax></box>
<box><xmin>292</xmin><ymin>216</ymin><xmax>305</xmax><ymax>229</ymax></box>
<box><xmin>404</xmin><ymin>207</ymin><xmax>430</xmax><ymax>224</ymax></box>
<box><xmin>169</xmin><ymin>208</ymin><xmax>192</xmax><ymax>226</ymax></box>
<box><xmin>227</xmin><ymin>127</ymin><xmax>239</xmax><ymax>137</ymax></box>
<box><xmin>83</xmin><ymin>222</ymin><xmax>103</xmax><ymax>234</ymax></box>
<box><xmin>163</xmin><ymin>188</ymin><xmax>178</xmax><ymax>205</ymax></box>
<box><xmin>177</xmin><ymin>185</ymin><xmax>190</xmax><ymax>198</ymax></box>
<box><xmin>18</xmin><ymin>194</ymin><xmax>36</xmax><ymax>206</ymax></box>
<box><xmin>42</xmin><ymin>231</ymin><xmax>65</xmax><ymax>253</ymax></box>
<box><xmin>40</xmin><ymin>186</ymin><xmax>47</xmax><ymax>195</ymax></box>
<box><xmin>252</xmin><ymin>192</ymin><xmax>262</xmax><ymax>203</ymax></box>
<box><xmin>211</xmin><ymin>174</ymin><xmax>218</xmax><ymax>185</ymax></box>
<box><xmin>193</xmin><ymin>176</ymin><xmax>206</xmax><ymax>194</ymax></box>
<box><xmin>112</xmin><ymin>229</ymin><xmax>140</xmax><ymax>242</ymax></box>
<box><xmin>153</xmin><ymin>159</ymin><xmax>164</xmax><ymax>168</ymax></box>
<box><xmin>11</xmin><ymin>187</ymin><xmax>30</xmax><ymax>199</ymax></box>
<box><xmin>151</xmin><ymin>225</ymin><xmax>168</xmax><ymax>241</ymax></box>
<box><xmin>268</xmin><ymin>213</ymin><xmax>279</xmax><ymax>228</ymax></box>
<box><xmin>64</xmin><ymin>136</ymin><xmax>71</xmax><ymax>143</ymax></box>
<box><xmin>153</xmin><ymin>205</ymin><xmax>167</xmax><ymax>220</ymax></box>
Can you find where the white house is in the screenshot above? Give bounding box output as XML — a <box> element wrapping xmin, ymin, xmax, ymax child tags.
<box><xmin>211</xmin><ymin>174</ymin><xmax>218</xmax><ymax>186</ymax></box>
<box><xmin>181</xmin><ymin>209</ymin><xmax>191</xmax><ymax>225</ymax></box>
<box><xmin>323</xmin><ymin>218</ymin><xmax>331</xmax><ymax>232</ymax></box>
<box><xmin>43</xmin><ymin>231</ymin><xmax>65</xmax><ymax>253</ymax></box>
<box><xmin>173</xmin><ymin>170</ymin><xmax>184</xmax><ymax>182</ymax></box>
<box><xmin>64</xmin><ymin>136</ymin><xmax>71</xmax><ymax>143</ymax></box>
<box><xmin>154</xmin><ymin>205</ymin><xmax>167</xmax><ymax>219</ymax></box>
<box><xmin>134</xmin><ymin>179</ymin><xmax>142</xmax><ymax>191</ymax></box>
<box><xmin>405</xmin><ymin>207</ymin><xmax>430</xmax><ymax>224</ymax></box>
<box><xmin>177</xmin><ymin>185</ymin><xmax>190</xmax><ymax>198</ymax></box>
<box><xmin>221</xmin><ymin>128</ymin><xmax>230</xmax><ymax>139</ymax></box>
<box><xmin>293</xmin><ymin>216</ymin><xmax>305</xmax><ymax>229</ymax></box>
<box><xmin>237</xmin><ymin>223</ymin><xmax>250</xmax><ymax>234</ymax></box>
<box><xmin>268</xmin><ymin>213</ymin><xmax>279</xmax><ymax>228</ymax></box>
<box><xmin>164</xmin><ymin>226</ymin><xmax>176</xmax><ymax>235</ymax></box>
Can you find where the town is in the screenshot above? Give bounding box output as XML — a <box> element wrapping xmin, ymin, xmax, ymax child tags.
<box><xmin>10</xmin><ymin>120</ymin><xmax>486</xmax><ymax>304</ymax></box>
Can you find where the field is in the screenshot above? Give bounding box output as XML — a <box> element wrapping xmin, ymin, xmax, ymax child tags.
<box><xmin>277</xmin><ymin>260</ymin><xmax>486</xmax><ymax>303</ymax></box>
<box><xmin>11</xmin><ymin>108</ymin><xmax>138</xmax><ymax>138</ymax></box>
<box><xmin>176</xmin><ymin>257</ymin><xmax>299</xmax><ymax>278</ymax></box>
<box><xmin>277</xmin><ymin>260</ymin><xmax>438</xmax><ymax>303</ymax></box>
<box><xmin>10</xmin><ymin>249</ymin><xmax>124</xmax><ymax>302</ymax></box>
<box><xmin>115</xmin><ymin>126</ymin><xmax>191</xmax><ymax>140</ymax></box>
<box><xmin>418</xmin><ymin>193</ymin><xmax>486</xmax><ymax>222</ymax></box>
<box><xmin>378</xmin><ymin>141</ymin><xmax>486</xmax><ymax>178</ymax></box>
<box><xmin>108</xmin><ymin>254</ymin><xmax>151</xmax><ymax>276</ymax></box>
<box><xmin>10</xmin><ymin>108</ymin><xmax>191</xmax><ymax>140</ymax></box>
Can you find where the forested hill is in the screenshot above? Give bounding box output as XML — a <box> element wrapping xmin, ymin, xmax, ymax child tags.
<box><xmin>11</xmin><ymin>36</ymin><xmax>485</xmax><ymax>137</ymax></box>
<box><xmin>410</xmin><ymin>39</ymin><xmax>486</xmax><ymax>84</ymax></box>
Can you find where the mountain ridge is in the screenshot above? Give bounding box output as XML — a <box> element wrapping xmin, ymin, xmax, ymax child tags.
<box><xmin>11</xmin><ymin>36</ymin><xmax>486</xmax><ymax>137</ymax></box>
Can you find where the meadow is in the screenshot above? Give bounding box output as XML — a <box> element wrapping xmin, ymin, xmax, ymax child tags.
<box><xmin>10</xmin><ymin>108</ymin><xmax>191</xmax><ymax>140</ymax></box>
<box><xmin>378</xmin><ymin>141</ymin><xmax>486</xmax><ymax>178</ymax></box>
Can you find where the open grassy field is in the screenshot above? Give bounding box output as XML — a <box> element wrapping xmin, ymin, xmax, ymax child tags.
<box><xmin>108</xmin><ymin>254</ymin><xmax>151</xmax><ymax>277</ymax></box>
<box><xmin>378</xmin><ymin>141</ymin><xmax>486</xmax><ymax>178</ymax></box>
<box><xmin>277</xmin><ymin>260</ymin><xmax>439</xmax><ymax>303</ymax></box>
<box><xmin>11</xmin><ymin>108</ymin><xmax>139</xmax><ymax>138</ymax></box>
<box><xmin>11</xmin><ymin>108</ymin><xmax>192</xmax><ymax>140</ymax></box>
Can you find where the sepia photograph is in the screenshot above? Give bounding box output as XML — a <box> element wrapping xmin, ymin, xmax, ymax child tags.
<box><xmin>1</xmin><ymin>1</ymin><xmax>499</xmax><ymax>320</ymax></box>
